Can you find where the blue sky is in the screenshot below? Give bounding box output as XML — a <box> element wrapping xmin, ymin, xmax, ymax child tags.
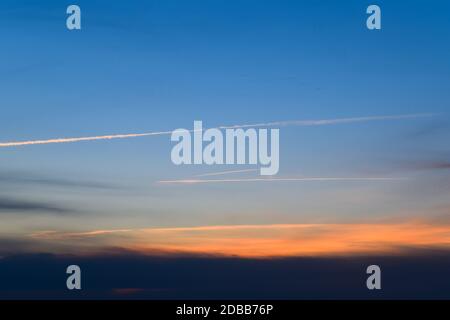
<box><xmin>0</xmin><ymin>0</ymin><xmax>449</xmax><ymax>256</ymax></box>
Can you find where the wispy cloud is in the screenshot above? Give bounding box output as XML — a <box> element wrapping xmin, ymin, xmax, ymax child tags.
<box><xmin>409</xmin><ymin>161</ymin><xmax>450</xmax><ymax>171</ymax></box>
<box><xmin>30</xmin><ymin>229</ymin><xmax>133</xmax><ymax>239</ymax></box>
<box><xmin>194</xmin><ymin>169</ymin><xmax>258</xmax><ymax>177</ymax></box>
<box><xmin>0</xmin><ymin>197</ymin><xmax>73</xmax><ymax>214</ymax></box>
<box><xmin>157</xmin><ymin>177</ymin><xmax>406</xmax><ymax>185</ymax></box>
<box><xmin>27</xmin><ymin>221</ymin><xmax>450</xmax><ymax>257</ymax></box>
<box><xmin>0</xmin><ymin>170</ymin><xmax>117</xmax><ymax>189</ymax></box>
<box><xmin>0</xmin><ymin>113</ymin><xmax>433</xmax><ymax>148</ymax></box>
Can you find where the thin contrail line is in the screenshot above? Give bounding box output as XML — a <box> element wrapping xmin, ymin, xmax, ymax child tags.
<box><xmin>158</xmin><ymin>177</ymin><xmax>406</xmax><ymax>184</ymax></box>
<box><xmin>28</xmin><ymin>224</ymin><xmax>328</xmax><ymax>239</ymax></box>
<box><xmin>195</xmin><ymin>169</ymin><xmax>258</xmax><ymax>177</ymax></box>
<box><xmin>30</xmin><ymin>229</ymin><xmax>133</xmax><ymax>239</ymax></box>
<box><xmin>0</xmin><ymin>113</ymin><xmax>433</xmax><ymax>148</ymax></box>
<box><xmin>217</xmin><ymin>113</ymin><xmax>434</xmax><ymax>129</ymax></box>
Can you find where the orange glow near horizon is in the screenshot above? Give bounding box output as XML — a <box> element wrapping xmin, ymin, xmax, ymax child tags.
<box><xmin>30</xmin><ymin>221</ymin><xmax>450</xmax><ymax>258</ymax></box>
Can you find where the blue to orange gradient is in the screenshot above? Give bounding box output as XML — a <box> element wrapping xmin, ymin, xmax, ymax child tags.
<box><xmin>0</xmin><ymin>0</ymin><xmax>449</xmax><ymax>298</ymax></box>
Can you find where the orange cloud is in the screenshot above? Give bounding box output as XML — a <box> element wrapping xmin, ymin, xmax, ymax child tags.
<box><xmin>30</xmin><ymin>222</ymin><xmax>450</xmax><ymax>258</ymax></box>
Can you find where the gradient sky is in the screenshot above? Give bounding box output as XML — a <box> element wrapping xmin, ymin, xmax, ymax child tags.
<box><xmin>0</xmin><ymin>0</ymin><xmax>450</xmax><ymax>280</ymax></box>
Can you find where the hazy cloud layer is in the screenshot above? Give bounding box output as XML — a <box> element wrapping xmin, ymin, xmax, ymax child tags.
<box><xmin>0</xmin><ymin>197</ymin><xmax>74</xmax><ymax>215</ymax></box>
<box><xmin>0</xmin><ymin>171</ymin><xmax>117</xmax><ymax>189</ymax></box>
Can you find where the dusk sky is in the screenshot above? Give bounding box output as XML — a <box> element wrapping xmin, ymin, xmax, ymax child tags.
<box><xmin>0</xmin><ymin>0</ymin><xmax>449</xmax><ymax>299</ymax></box>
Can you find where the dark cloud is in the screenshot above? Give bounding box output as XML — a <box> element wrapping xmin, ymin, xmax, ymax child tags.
<box><xmin>0</xmin><ymin>197</ymin><xmax>74</xmax><ymax>214</ymax></box>
<box><xmin>0</xmin><ymin>171</ymin><xmax>118</xmax><ymax>189</ymax></box>
<box><xmin>1</xmin><ymin>251</ymin><xmax>450</xmax><ymax>299</ymax></box>
<box><xmin>0</xmin><ymin>238</ymin><xmax>37</xmax><ymax>256</ymax></box>
<box><xmin>0</xmin><ymin>170</ymin><xmax>120</xmax><ymax>216</ymax></box>
<box><xmin>401</xmin><ymin>160</ymin><xmax>450</xmax><ymax>172</ymax></box>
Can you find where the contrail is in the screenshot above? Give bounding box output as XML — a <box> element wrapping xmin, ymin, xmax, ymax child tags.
<box><xmin>30</xmin><ymin>229</ymin><xmax>133</xmax><ymax>239</ymax></box>
<box><xmin>217</xmin><ymin>113</ymin><xmax>434</xmax><ymax>129</ymax></box>
<box><xmin>158</xmin><ymin>177</ymin><xmax>406</xmax><ymax>185</ymax></box>
<box><xmin>0</xmin><ymin>113</ymin><xmax>433</xmax><ymax>148</ymax></box>
<box><xmin>195</xmin><ymin>169</ymin><xmax>258</xmax><ymax>177</ymax></box>
<box><xmin>0</xmin><ymin>130</ymin><xmax>174</xmax><ymax>147</ymax></box>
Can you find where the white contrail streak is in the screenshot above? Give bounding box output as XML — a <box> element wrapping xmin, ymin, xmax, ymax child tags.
<box><xmin>158</xmin><ymin>177</ymin><xmax>406</xmax><ymax>184</ymax></box>
<box><xmin>0</xmin><ymin>130</ymin><xmax>174</xmax><ymax>147</ymax></box>
<box><xmin>195</xmin><ymin>169</ymin><xmax>258</xmax><ymax>177</ymax></box>
<box><xmin>0</xmin><ymin>113</ymin><xmax>433</xmax><ymax>148</ymax></box>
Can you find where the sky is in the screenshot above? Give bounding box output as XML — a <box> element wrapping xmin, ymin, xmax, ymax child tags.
<box><xmin>0</xmin><ymin>0</ymin><xmax>449</xmax><ymax>299</ymax></box>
